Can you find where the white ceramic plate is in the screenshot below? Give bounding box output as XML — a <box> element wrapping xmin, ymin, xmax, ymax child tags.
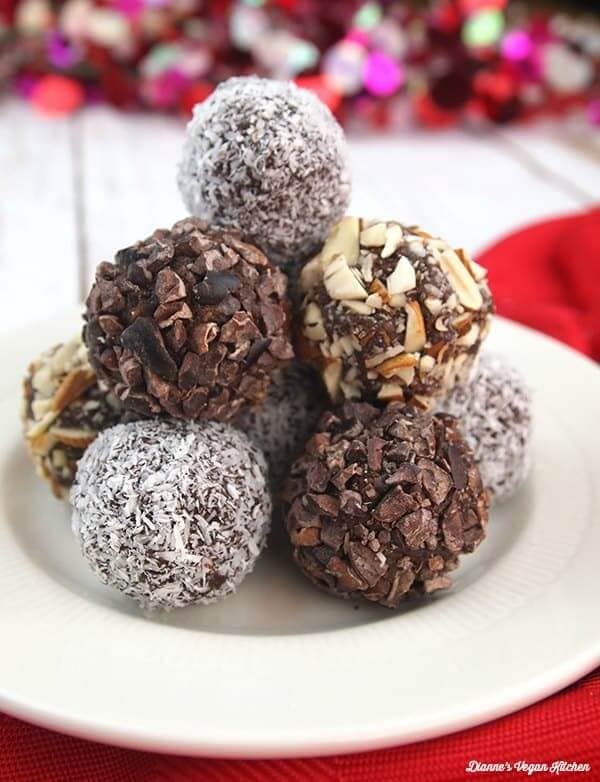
<box><xmin>0</xmin><ymin>310</ymin><xmax>599</xmax><ymax>758</ymax></box>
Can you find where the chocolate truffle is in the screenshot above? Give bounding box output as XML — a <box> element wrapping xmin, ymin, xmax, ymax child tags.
<box><xmin>437</xmin><ymin>353</ymin><xmax>532</xmax><ymax>501</ymax></box>
<box><xmin>71</xmin><ymin>420</ymin><xmax>271</xmax><ymax>610</ymax></box>
<box><xmin>84</xmin><ymin>217</ymin><xmax>293</xmax><ymax>421</ymax></box>
<box><xmin>283</xmin><ymin>402</ymin><xmax>489</xmax><ymax>608</ymax></box>
<box><xmin>177</xmin><ymin>76</ymin><xmax>351</xmax><ymax>267</ymax></box>
<box><xmin>21</xmin><ymin>334</ymin><xmax>126</xmax><ymax>499</ymax></box>
<box><xmin>298</xmin><ymin>218</ymin><xmax>494</xmax><ymax>409</ymax></box>
<box><xmin>236</xmin><ymin>364</ymin><xmax>327</xmax><ymax>489</ymax></box>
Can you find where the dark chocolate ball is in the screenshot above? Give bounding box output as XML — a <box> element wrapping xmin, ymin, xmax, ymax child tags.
<box><xmin>84</xmin><ymin>217</ymin><xmax>294</xmax><ymax>421</ymax></box>
<box><xmin>235</xmin><ymin>363</ymin><xmax>327</xmax><ymax>489</ymax></box>
<box><xmin>298</xmin><ymin>218</ymin><xmax>494</xmax><ymax>410</ymax></box>
<box><xmin>22</xmin><ymin>334</ymin><xmax>127</xmax><ymax>499</ymax></box>
<box><xmin>283</xmin><ymin>402</ymin><xmax>489</xmax><ymax>608</ymax></box>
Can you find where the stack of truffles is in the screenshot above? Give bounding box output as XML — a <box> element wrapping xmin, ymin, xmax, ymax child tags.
<box><xmin>22</xmin><ymin>77</ymin><xmax>532</xmax><ymax>612</ymax></box>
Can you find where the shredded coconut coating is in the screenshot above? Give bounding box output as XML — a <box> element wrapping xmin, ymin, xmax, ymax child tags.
<box><xmin>71</xmin><ymin>420</ymin><xmax>272</xmax><ymax>610</ymax></box>
<box><xmin>236</xmin><ymin>364</ymin><xmax>327</xmax><ymax>488</ymax></box>
<box><xmin>437</xmin><ymin>353</ymin><xmax>532</xmax><ymax>501</ymax></box>
<box><xmin>177</xmin><ymin>76</ymin><xmax>351</xmax><ymax>266</ymax></box>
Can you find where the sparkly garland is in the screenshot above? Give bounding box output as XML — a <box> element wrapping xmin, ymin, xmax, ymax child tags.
<box><xmin>0</xmin><ymin>0</ymin><xmax>598</xmax><ymax>127</ymax></box>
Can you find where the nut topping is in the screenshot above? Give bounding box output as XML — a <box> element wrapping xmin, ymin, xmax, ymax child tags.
<box><xmin>386</xmin><ymin>256</ymin><xmax>416</xmax><ymax>295</ymax></box>
<box><xmin>321</xmin><ymin>217</ymin><xmax>360</xmax><ymax>267</ymax></box>
<box><xmin>364</xmin><ymin>345</ymin><xmax>405</xmax><ymax>369</ymax></box>
<box><xmin>419</xmin><ymin>355</ymin><xmax>436</xmax><ymax>374</ymax></box>
<box><xmin>324</xmin><ymin>255</ymin><xmax>367</xmax><ymax>300</ymax></box>
<box><xmin>439</xmin><ymin>249</ymin><xmax>483</xmax><ymax>310</ymax></box>
<box><xmin>457</xmin><ymin>323</ymin><xmax>481</xmax><ymax>347</ymax></box>
<box><xmin>342</xmin><ymin>300</ymin><xmax>373</xmax><ymax>315</ymax></box>
<box><xmin>359</xmin><ymin>222</ymin><xmax>387</xmax><ymax>247</ymax></box>
<box><xmin>404</xmin><ymin>301</ymin><xmax>426</xmax><ymax>352</ymax></box>
<box><xmin>52</xmin><ymin>367</ymin><xmax>96</xmax><ymax>413</ymax></box>
<box><xmin>365</xmin><ymin>293</ymin><xmax>384</xmax><ymax>309</ymax></box>
<box><xmin>51</xmin><ymin>427</ymin><xmax>97</xmax><ymax>448</ymax></box>
<box><xmin>299</xmin><ymin>217</ymin><xmax>494</xmax><ymax>407</ymax></box>
<box><xmin>424</xmin><ymin>297</ymin><xmax>443</xmax><ymax>316</ymax></box>
<box><xmin>22</xmin><ymin>335</ymin><xmax>129</xmax><ymax>499</ymax></box>
<box><xmin>381</xmin><ymin>223</ymin><xmax>403</xmax><ymax>259</ymax></box>
<box><xmin>376</xmin><ymin>353</ymin><xmax>417</xmax><ymax>379</ymax></box>
<box><xmin>456</xmin><ymin>247</ymin><xmax>487</xmax><ymax>282</ymax></box>
<box><xmin>377</xmin><ymin>383</ymin><xmax>405</xmax><ymax>400</ymax></box>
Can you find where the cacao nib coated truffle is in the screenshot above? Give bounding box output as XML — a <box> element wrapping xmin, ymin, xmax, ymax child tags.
<box><xmin>283</xmin><ymin>403</ymin><xmax>489</xmax><ymax>608</ymax></box>
<box><xmin>437</xmin><ymin>353</ymin><xmax>532</xmax><ymax>501</ymax></box>
<box><xmin>84</xmin><ymin>217</ymin><xmax>294</xmax><ymax>421</ymax></box>
<box><xmin>299</xmin><ymin>218</ymin><xmax>494</xmax><ymax>410</ymax></box>
<box><xmin>22</xmin><ymin>334</ymin><xmax>127</xmax><ymax>499</ymax></box>
<box><xmin>177</xmin><ymin>76</ymin><xmax>351</xmax><ymax>267</ymax></box>
<box><xmin>236</xmin><ymin>364</ymin><xmax>327</xmax><ymax>489</ymax></box>
<box><xmin>71</xmin><ymin>420</ymin><xmax>272</xmax><ymax>611</ymax></box>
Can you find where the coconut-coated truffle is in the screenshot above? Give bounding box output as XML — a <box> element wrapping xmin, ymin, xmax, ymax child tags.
<box><xmin>283</xmin><ymin>402</ymin><xmax>489</xmax><ymax>608</ymax></box>
<box><xmin>298</xmin><ymin>218</ymin><xmax>494</xmax><ymax>409</ymax></box>
<box><xmin>84</xmin><ymin>217</ymin><xmax>293</xmax><ymax>421</ymax></box>
<box><xmin>437</xmin><ymin>353</ymin><xmax>532</xmax><ymax>501</ymax></box>
<box><xmin>71</xmin><ymin>420</ymin><xmax>272</xmax><ymax>610</ymax></box>
<box><xmin>236</xmin><ymin>364</ymin><xmax>327</xmax><ymax>488</ymax></box>
<box><xmin>177</xmin><ymin>76</ymin><xmax>351</xmax><ymax>267</ymax></box>
<box><xmin>21</xmin><ymin>334</ymin><xmax>127</xmax><ymax>499</ymax></box>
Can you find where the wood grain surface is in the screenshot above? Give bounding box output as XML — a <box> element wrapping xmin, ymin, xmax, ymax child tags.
<box><xmin>0</xmin><ymin>99</ymin><xmax>597</xmax><ymax>333</ymax></box>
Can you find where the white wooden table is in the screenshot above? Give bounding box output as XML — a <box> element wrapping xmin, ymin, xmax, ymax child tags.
<box><xmin>0</xmin><ymin>99</ymin><xmax>598</xmax><ymax>334</ymax></box>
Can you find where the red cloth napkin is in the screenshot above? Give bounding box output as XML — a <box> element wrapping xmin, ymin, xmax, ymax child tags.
<box><xmin>483</xmin><ymin>207</ymin><xmax>600</xmax><ymax>361</ymax></box>
<box><xmin>2</xmin><ymin>208</ymin><xmax>599</xmax><ymax>781</ymax></box>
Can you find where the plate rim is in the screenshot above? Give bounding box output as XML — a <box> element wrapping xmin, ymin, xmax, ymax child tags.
<box><xmin>1</xmin><ymin>647</ymin><xmax>599</xmax><ymax>757</ymax></box>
